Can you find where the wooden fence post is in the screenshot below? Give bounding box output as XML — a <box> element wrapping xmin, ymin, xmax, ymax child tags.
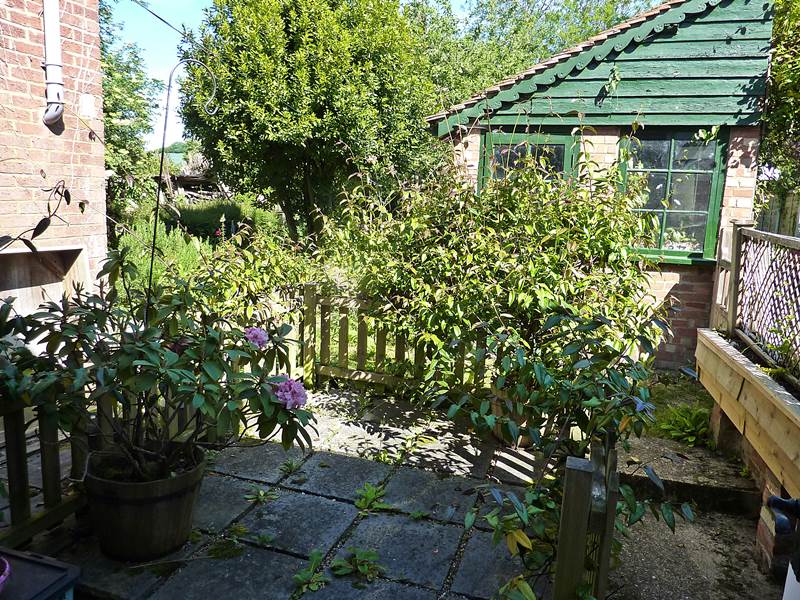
<box><xmin>727</xmin><ymin>220</ymin><xmax>755</xmax><ymax>334</ymax></box>
<box><xmin>4</xmin><ymin>408</ymin><xmax>31</xmax><ymax>525</ymax></box>
<box><xmin>38</xmin><ymin>410</ymin><xmax>62</xmax><ymax>509</ymax></box>
<box><xmin>302</xmin><ymin>283</ymin><xmax>317</xmax><ymax>388</ymax></box>
<box><xmin>554</xmin><ymin>456</ymin><xmax>594</xmax><ymax>600</ymax></box>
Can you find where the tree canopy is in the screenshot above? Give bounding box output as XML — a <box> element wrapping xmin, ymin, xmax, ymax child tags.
<box><xmin>100</xmin><ymin>0</ymin><xmax>162</xmax><ymax>239</ymax></box>
<box><xmin>405</xmin><ymin>0</ymin><xmax>655</xmax><ymax>108</ymax></box>
<box><xmin>761</xmin><ymin>0</ymin><xmax>800</xmax><ymax>192</ymax></box>
<box><xmin>180</xmin><ymin>0</ymin><xmax>437</xmax><ymax>240</ymax></box>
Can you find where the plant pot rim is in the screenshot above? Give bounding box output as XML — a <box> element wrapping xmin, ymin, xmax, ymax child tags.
<box><xmin>85</xmin><ymin>447</ymin><xmax>205</xmax><ymax>488</ymax></box>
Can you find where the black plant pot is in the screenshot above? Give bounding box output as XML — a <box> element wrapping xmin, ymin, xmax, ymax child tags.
<box><xmin>84</xmin><ymin>451</ymin><xmax>205</xmax><ymax>561</ymax></box>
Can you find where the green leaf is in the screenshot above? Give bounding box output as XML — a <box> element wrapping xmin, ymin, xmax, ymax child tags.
<box><xmin>643</xmin><ymin>465</ymin><xmax>665</xmax><ymax>495</ymax></box>
<box><xmin>680</xmin><ymin>502</ymin><xmax>695</xmax><ymax>523</ymax></box>
<box><xmin>661</xmin><ymin>502</ymin><xmax>676</xmax><ymax>532</ymax></box>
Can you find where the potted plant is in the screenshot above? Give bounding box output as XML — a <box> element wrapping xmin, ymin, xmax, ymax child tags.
<box><xmin>0</xmin><ymin>246</ymin><xmax>314</xmax><ymax>561</ymax></box>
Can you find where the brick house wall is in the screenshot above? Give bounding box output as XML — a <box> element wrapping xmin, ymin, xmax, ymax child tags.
<box><xmin>453</xmin><ymin>126</ymin><xmax>760</xmax><ymax>369</ymax></box>
<box><xmin>0</xmin><ymin>0</ymin><xmax>106</xmax><ymax>313</ymax></box>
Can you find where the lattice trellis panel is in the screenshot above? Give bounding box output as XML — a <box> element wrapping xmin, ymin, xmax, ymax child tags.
<box><xmin>738</xmin><ymin>230</ymin><xmax>800</xmax><ymax>378</ymax></box>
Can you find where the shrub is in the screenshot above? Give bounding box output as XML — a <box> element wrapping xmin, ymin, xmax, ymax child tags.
<box><xmin>655</xmin><ymin>403</ymin><xmax>711</xmax><ymax>447</ymax></box>
<box><xmin>324</xmin><ymin>132</ymin><xmax>664</xmax><ymax>406</ymax></box>
<box><xmin>116</xmin><ymin>219</ymin><xmax>212</xmax><ymax>291</ymax></box>
<box><xmin>163</xmin><ymin>195</ymin><xmax>287</xmax><ymax>240</ymax></box>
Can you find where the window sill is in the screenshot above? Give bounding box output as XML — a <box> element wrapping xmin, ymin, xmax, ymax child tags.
<box><xmin>635</xmin><ymin>249</ymin><xmax>717</xmax><ymax>266</ymax></box>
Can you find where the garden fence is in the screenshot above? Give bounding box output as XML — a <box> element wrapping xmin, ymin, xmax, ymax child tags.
<box><xmin>0</xmin><ymin>401</ymin><xmax>85</xmax><ymax>547</ymax></box>
<box><xmin>716</xmin><ymin>222</ymin><xmax>800</xmax><ymax>384</ymax></box>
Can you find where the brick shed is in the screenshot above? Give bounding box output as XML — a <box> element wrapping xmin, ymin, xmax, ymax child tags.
<box><xmin>0</xmin><ymin>0</ymin><xmax>107</xmax><ymax>314</ymax></box>
<box><xmin>427</xmin><ymin>0</ymin><xmax>773</xmax><ymax>369</ymax></box>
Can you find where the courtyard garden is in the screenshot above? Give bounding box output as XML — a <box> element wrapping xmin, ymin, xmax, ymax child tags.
<box><xmin>0</xmin><ymin>137</ymin><xmax>784</xmax><ymax>599</ymax></box>
<box><xmin>0</xmin><ymin>0</ymin><xmax>797</xmax><ymax>597</ymax></box>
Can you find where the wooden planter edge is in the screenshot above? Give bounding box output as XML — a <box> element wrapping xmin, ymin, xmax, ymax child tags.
<box><xmin>696</xmin><ymin>328</ymin><xmax>800</xmax><ymax>497</ymax></box>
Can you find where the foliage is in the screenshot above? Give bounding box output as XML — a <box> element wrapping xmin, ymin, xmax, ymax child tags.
<box><xmin>324</xmin><ymin>133</ymin><xmax>662</xmax><ymax>405</ymax></box>
<box><xmin>244</xmin><ymin>487</ymin><xmax>279</xmax><ymax>504</ymax></box>
<box><xmin>293</xmin><ymin>550</ymin><xmax>330</xmax><ymax>593</ymax></box>
<box><xmin>330</xmin><ymin>548</ymin><xmax>386</xmax><ymax>583</ymax></box>
<box><xmin>0</xmin><ymin>244</ymin><xmax>314</xmax><ymax>482</ymax></box>
<box><xmin>100</xmin><ymin>0</ymin><xmax>162</xmax><ymax>243</ymax></box>
<box><xmin>323</xmin><ymin>141</ymin><xmax>673</xmax><ymax>594</ymax></box>
<box><xmin>654</xmin><ymin>403</ymin><xmax>711</xmax><ymax>447</ymax></box>
<box><xmin>354</xmin><ymin>483</ymin><xmax>393</xmax><ymax>513</ymax></box>
<box><xmin>405</xmin><ymin>0</ymin><xmax>655</xmax><ymax>108</ymax></box>
<box><xmin>162</xmin><ymin>195</ymin><xmax>287</xmax><ymax>240</ymax></box>
<box><xmin>759</xmin><ymin>0</ymin><xmax>800</xmax><ymax>194</ymax></box>
<box><xmin>116</xmin><ymin>219</ymin><xmax>213</xmax><ymax>292</ymax></box>
<box><xmin>279</xmin><ymin>459</ymin><xmax>304</xmax><ymax>476</ymax></box>
<box><xmin>180</xmin><ymin>0</ymin><xmax>438</xmax><ymax>240</ymax></box>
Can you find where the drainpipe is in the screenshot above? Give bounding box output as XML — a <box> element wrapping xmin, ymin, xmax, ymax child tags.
<box><xmin>42</xmin><ymin>0</ymin><xmax>65</xmax><ymax>126</ymax></box>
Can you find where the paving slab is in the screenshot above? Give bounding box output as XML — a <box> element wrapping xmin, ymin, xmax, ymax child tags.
<box><xmin>150</xmin><ymin>546</ymin><xmax>304</xmax><ymax>600</ymax></box>
<box><xmin>307</xmin><ymin>577</ymin><xmax>438</xmax><ymax>600</ymax></box>
<box><xmin>239</xmin><ymin>488</ymin><xmax>358</xmax><ymax>557</ymax></box>
<box><xmin>53</xmin><ymin>531</ymin><xmax>205</xmax><ymax>600</ymax></box>
<box><xmin>193</xmin><ymin>474</ymin><xmax>258</xmax><ymax>533</ymax></box>
<box><xmin>382</xmin><ymin>466</ymin><xmax>479</xmax><ymax>524</ymax></box>
<box><xmin>209</xmin><ymin>442</ymin><xmax>305</xmax><ymax>483</ymax></box>
<box><xmin>451</xmin><ymin>530</ymin><xmax>526</xmax><ymax>599</ymax></box>
<box><xmin>283</xmin><ymin>451</ymin><xmax>391</xmax><ymax>501</ymax></box>
<box><xmin>402</xmin><ymin>417</ymin><xmax>495</xmax><ymax>479</ymax></box>
<box><xmin>335</xmin><ymin>513</ymin><xmax>462</xmax><ymax>590</ymax></box>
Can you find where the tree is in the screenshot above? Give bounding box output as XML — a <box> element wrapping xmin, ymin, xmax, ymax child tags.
<box><xmin>180</xmin><ymin>0</ymin><xmax>436</xmax><ymax>240</ymax></box>
<box><xmin>406</xmin><ymin>0</ymin><xmax>656</xmax><ymax>108</ymax></box>
<box><xmin>100</xmin><ymin>0</ymin><xmax>162</xmax><ymax>242</ymax></box>
<box><xmin>761</xmin><ymin>0</ymin><xmax>800</xmax><ymax>192</ymax></box>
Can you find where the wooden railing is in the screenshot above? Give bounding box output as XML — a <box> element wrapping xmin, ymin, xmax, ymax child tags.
<box><xmin>0</xmin><ymin>402</ymin><xmax>85</xmax><ymax>548</ymax></box>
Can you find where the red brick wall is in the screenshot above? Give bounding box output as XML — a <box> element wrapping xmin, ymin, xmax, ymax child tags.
<box><xmin>649</xmin><ymin>264</ymin><xmax>717</xmax><ymax>369</ymax></box>
<box><xmin>0</xmin><ymin>0</ymin><xmax>106</xmax><ymax>306</ymax></box>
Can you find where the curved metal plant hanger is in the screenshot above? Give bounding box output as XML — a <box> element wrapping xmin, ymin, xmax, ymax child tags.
<box><xmin>145</xmin><ymin>58</ymin><xmax>218</xmax><ymax>323</ymax></box>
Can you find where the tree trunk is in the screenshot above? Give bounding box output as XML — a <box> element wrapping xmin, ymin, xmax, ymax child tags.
<box><xmin>278</xmin><ymin>198</ymin><xmax>299</xmax><ymax>241</ymax></box>
<box><xmin>303</xmin><ymin>160</ymin><xmax>323</xmax><ymax>241</ymax></box>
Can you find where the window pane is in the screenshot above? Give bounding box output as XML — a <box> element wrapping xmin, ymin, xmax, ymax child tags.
<box><xmin>663</xmin><ymin>213</ymin><xmax>707</xmax><ymax>252</ymax></box>
<box><xmin>492</xmin><ymin>143</ymin><xmax>527</xmax><ymax>179</ymax></box>
<box><xmin>531</xmin><ymin>144</ymin><xmax>565</xmax><ymax>172</ymax></box>
<box><xmin>633</xmin><ymin>171</ymin><xmax>668</xmax><ymax>209</ymax></box>
<box><xmin>637</xmin><ymin>211</ymin><xmax>662</xmax><ymax>248</ymax></box>
<box><xmin>631</xmin><ymin>138</ymin><xmax>670</xmax><ymax>170</ymax></box>
<box><xmin>672</xmin><ymin>134</ymin><xmax>716</xmax><ymax>170</ymax></box>
<box><xmin>668</xmin><ymin>173</ymin><xmax>712</xmax><ymax>212</ymax></box>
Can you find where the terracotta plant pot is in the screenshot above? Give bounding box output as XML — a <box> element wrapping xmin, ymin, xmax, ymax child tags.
<box><xmin>84</xmin><ymin>451</ymin><xmax>205</xmax><ymax>561</ymax></box>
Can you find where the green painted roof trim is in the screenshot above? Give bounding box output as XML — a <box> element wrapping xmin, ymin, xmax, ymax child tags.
<box><xmin>431</xmin><ymin>0</ymin><xmax>764</xmax><ymax>137</ymax></box>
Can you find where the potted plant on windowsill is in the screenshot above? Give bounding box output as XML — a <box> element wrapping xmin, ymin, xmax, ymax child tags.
<box><xmin>0</xmin><ymin>247</ymin><xmax>314</xmax><ymax>561</ymax></box>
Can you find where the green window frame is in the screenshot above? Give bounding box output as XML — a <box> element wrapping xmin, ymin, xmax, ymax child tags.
<box><xmin>479</xmin><ymin>130</ymin><xmax>579</xmax><ymax>190</ymax></box>
<box><xmin>622</xmin><ymin>128</ymin><xmax>728</xmax><ymax>264</ymax></box>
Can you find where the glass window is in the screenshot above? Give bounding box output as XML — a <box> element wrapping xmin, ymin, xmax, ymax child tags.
<box><xmin>492</xmin><ymin>143</ymin><xmax>567</xmax><ymax>178</ymax></box>
<box><xmin>628</xmin><ymin>130</ymin><xmax>721</xmax><ymax>258</ymax></box>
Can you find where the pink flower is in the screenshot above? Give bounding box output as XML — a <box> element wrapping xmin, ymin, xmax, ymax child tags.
<box><xmin>274</xmin><ymin>377</ymin><xmax>307</xmax><ymax>410</ymax></box>
<box><xmin>214</xmin><ymin>228</ymin><xmax>222</xmax><ymax>237</ymax></box>
<box><xmin>244</xmin><ymin>327</ymin><xmax>270</xmax><ymax>349</ymax></box>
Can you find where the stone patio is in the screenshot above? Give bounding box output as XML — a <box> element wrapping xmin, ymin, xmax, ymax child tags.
<box><xmin>15</xmin><ymin>388</ymin><xmax>782</xmax><ymax>600</ymax></box>
<box><xmin>25</xmin><ymin>390</ymin><xmax>530</xmax><ymax>600</ymax></box>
